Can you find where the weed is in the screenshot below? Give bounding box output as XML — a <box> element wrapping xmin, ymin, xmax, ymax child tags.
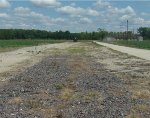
<box><xmin>132</xmin><ymin>104</ymin><xmax>149</xmax><ymax>111</ymax></box>
<box><xmin>60</xmin><ymin>88</ymin><xmax>74</xmax><ymax>101</ymax></box>
<box><xmin>132</xmin><ymin>90</ymin><xmax>150</xmax><ymax>100</ymax></box>
<box><xmin>68</xmin><ymin>47</ymin><xmax>85</xmax><ymax>54</ymax></box>
<box><xmin>54</xmin><ymin>83</ymin><xmax>64</xmax><ymax>90</ymax></box>
<box><xmin>125</xmin><ymin>114</ymin><xmax>140</xmax><ymax>118</ymax></box>
<box><xmin>83</xmin><ymin>91</ymin><xmax>102</xmax><ymax>102</ymax></box>
<box><xmin>26</xmin><ymin>100</ymin><xmax>43</xmax><ymax>109</ymax></box>
<box><xmin>8</xmin><ymin>97</ymin><xmax>22</xmax><ymax>104</ymax></box>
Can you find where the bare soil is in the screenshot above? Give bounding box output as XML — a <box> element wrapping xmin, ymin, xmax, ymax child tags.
<box><xmin>0</xmin><ymin>42</ymin><xmax>78</xmax><ymax>81</ymax></box>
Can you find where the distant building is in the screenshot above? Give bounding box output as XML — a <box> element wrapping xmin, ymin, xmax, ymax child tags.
<box><xmin>138</xmin><ymin>36</ymin><xmax>143</xmax><ymax>41</ymax></box>
<box><xmin>104</xmin><ymin>37</ymin><xmax>116</xmax><ymax>41</ymax></box>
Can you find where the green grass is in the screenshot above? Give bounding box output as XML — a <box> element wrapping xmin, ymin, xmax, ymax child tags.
<box><xmin>0</xmin><ymin>40</ymin><xmax>65</xmax><ymax>48</ymax></box>
<box><xmin>108</xmin><ymin>40</ymin><xmax>150</xmax><ymax>50</ymax></box>
<box><xmin>68</xmin><ymin>47</ymin><xmax>85</xmax><ymax>54</ymax></box>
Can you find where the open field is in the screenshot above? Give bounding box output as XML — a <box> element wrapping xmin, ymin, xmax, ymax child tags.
<box><xmin>0</xmin><ymin>42</ymin><xmax>150</xmax><ymax>118</ymax></box>
<box><xmin>107</xmin><ymin>40</ymin><xmax>150</xmax><ymax>50</ymax></box>
<box><xmin>0</xmin><ymin>40</ymin><xmax>65</xmax><ymax>52</ymax></box>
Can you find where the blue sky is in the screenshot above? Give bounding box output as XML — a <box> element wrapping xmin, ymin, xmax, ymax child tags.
<box><xmin>0</xmin><ymin>0</ymin><xmax>150</xmax><ymax>32</ymax></box>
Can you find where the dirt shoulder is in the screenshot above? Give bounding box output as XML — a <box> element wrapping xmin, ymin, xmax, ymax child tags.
<box><xmin>89</xmin><ymin>42</ymin><xmax>150</xmax><ymax>117</ymax></box>
<box><xmin>94</xmin><ymin>41</ymin><xmax>150</xmax><ymax>61</ymax></box>
<box><xmin>0</xmin><ymin>42</ymin><xmax>78</xmax><ymax>81</ymax></box>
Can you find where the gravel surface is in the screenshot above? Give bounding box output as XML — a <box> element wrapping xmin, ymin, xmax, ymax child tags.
<box><xmin>0</xmin><ymin>55</ymin><xmax>131</xmax><ymax>118</ymax></box>
<box><xmin>0</xmin><ymin>49</ymin><xmax>149</xmax><ymax>118</ymax></box>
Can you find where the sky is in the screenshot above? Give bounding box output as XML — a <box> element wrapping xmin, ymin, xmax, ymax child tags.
<box><xmin>0</xmin><ymin>0</ymin><xmax>150</xmax><ymax>32</ymax></box>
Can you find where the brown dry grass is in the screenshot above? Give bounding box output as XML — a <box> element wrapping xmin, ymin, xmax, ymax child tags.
<box><xmin>0</xmin><ymin>47</ymin><xmax>19</xmax><ymax>53</ymax></box>
<box><xmin>8</xmin><ymin>97</ymin><xmax>23</xmax><ymax>104</ymax></box>
<box><xmin>132</xmin><ymin>90</ymin><xmax>150</xmax><ymax>100</ymax></box>
<box><xmin>132</xmin><ymin>104</ymin><xmax>149</xmax><ymax>112</ymax></box>
<box><xmin>60</xmin><ymin>88</ymin><xmax>74</xmax><ymax>101</ymax></box>
<box><xmin>125</xmin><ymin>114</ymin><xmax>140</xmax><ymax>118</ymax></box>
<box><xmin>83</xmin><ymin>91</ymin><xmax>103</xmax><ymax>102</ymax></box>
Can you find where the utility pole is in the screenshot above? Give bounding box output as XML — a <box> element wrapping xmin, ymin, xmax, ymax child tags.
<box><xmin>127</xmin><ymin>20</ymin><xmax>128</xmax><ymax>40</ymax></box>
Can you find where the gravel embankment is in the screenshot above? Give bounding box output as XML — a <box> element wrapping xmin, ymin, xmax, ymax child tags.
<box><xmin>0</xmin><ymin>54</ymin><xmax>149</xmax><ymax>118</ymax></box>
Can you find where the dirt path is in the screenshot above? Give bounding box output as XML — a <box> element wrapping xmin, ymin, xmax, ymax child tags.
<box><xmin>94</xmin><ymin>41</ymin><xmax>150</xmax><ymax>61</ymax></box>
<box><xmin>0</xmin><ymin>42</ymin><xmax>77</xmax><ymax>81</ymax></box>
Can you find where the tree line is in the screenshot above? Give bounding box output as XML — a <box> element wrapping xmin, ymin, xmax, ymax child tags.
<box><xmin>138</xmin><ymin>27</ymin><xmax>150</xmax><ymax>40</ymax></box>
<box><xmin>0</xmin><ymin>27</ymin><xmax>149</xmax><ymax>40</ymax></box>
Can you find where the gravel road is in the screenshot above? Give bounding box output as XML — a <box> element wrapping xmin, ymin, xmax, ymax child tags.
<box><xmin>0</xmin><ymin>55</ymin><xmax>132</xmax><ymax>118</ymax></box>
<box><xmin>94</xmin><ymin>41</ymin><xmax>150</xmax><ymax>61</ymax></box>
<box><xmin>0</xmin><ymin>42</ymin><xmax>149</xmax><ymax>118</ymax></box>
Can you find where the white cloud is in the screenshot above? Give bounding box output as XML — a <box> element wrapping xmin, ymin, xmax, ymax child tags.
<box><xmin>14</xmin><ymin>7</ymin><xmax>46</xmax><ymax>19</ymax></box>
<box><xmin>141</xmin><ymin>12</ymin><xmax>150</xmax><ymax>16</ymax></box>
<box><xmin>133</xmin><ymin>17</ymin><xmax>150</xmax><ymax>26</ymax></box>
<box><xmin>108</xmin><ymin>6</ymin><xmax>135</xmax><ymax>15</ymax></box>
<box><xmin>121</xmin><ymin>6</ymin><xmax>135</xmax><ymax>15</ymax></box>
<box><xmin>30</xmin><ymin>0</ymin><xmax>61</xmax><ymax>7</ymax></box>
<box><xmin>14</xmin><ymin>7</ymin><xmax>31</xmax><ymax>15</ymax></box>
<box><xmin>94</xmin><ymin>0</ymin><xmax>110</xmax><ymax>8</ymax></box>
<box><xmin>80</xmin><ymin>17</ymin><xmax>92</xmax><ymax>24</ymax></box>
<box><xmin>57</xmin><ymin>6</ymin><xmax>99</xmax><ymax>17</ymax></box>
<box><xmin>120</xmin><ymin>15</ymin><xmax>132</xmax><ymax>21</ymax></box>
<box><xmin>0</xmin><ymin>0</ymin><xmax>10</xmax><ymax>8</ymax></box>
<box><xmin>52</xmin><ymin>18</ymin><xmax>65</xmax><ymax>22</ymax></box>
<box><xmin>13</xmin><ymin>7</ymin><xmax>67</xmax><ymax>29</ymax></box>
<box><xmin>0</xmin><ymin>0</ymin><xmax>149</xmax><ymax>32</ymax></box>
<box><xmin>134</xmin><ymin>17</ymin><xmax>144</xmax><ymax>24</ymax></box>
<box><xmin>0</xmin><ymin>13</ymin><xmax>9</xmax><ymax>18</ymax></box>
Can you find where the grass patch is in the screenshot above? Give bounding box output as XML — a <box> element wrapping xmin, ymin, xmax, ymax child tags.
<box><xmin>54</xmin><ymin>83</ymin><xmax>64</xmax><ymax>90</ymax></box>
<box><xmin>68</xmin><ymin>47</ymin><xmax>85</xmax><ymax>54</ymax></box>
<box><xmin>8</xmin><ymin>97</ymin><xmax>23</xmax><ymax>104</ymax></box>
<box><xmin>60</xmin><ymin>88</ymin><xmax>74</xmax><ymax>101</ymax></box>
<box><xmin>0</xmin><ymin>40</ymin><xmax>65</xmax><ymax>48</ymax></box>
<box><xmin>132</xmin><ymin>90</ymin><xmax>150</xmax><ymax>100</ymax></box>
<box><xmin>83</xmin><ymin>91</ymin><xmax>103</xmax><ymax>102</ymax></box>
<box><xmin>26</xmin><ymin>99</ymin><xmax>43</xmax><ymax>109</ymax></box>
<box><xmin>107</xmin><ymin>40</ymin><xmax>150</xmax><ymax>50</ymax></box>
<box><xmin>125</xmin><ymin>114</ymin><xmax>140</xmax><ymax>118</ymax></box>
<box><xmin>71</xmin><ymin>91</ymin><xmax>103</xmax><ymax>103</ymax></box>
<box><xmin>132</xmin><ymin>104</ymin><xmax>149</xmax><ymax>111</ymax></box>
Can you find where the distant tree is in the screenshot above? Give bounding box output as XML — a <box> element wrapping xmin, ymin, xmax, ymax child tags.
<box><xmin>138</xmin><ymin>27</ymin><xmax>150</xmax><ymax>40</ymax></box>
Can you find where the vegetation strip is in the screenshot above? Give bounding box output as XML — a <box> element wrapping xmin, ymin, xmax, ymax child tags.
<box><xmin>107</xmin><ymin>40</ymin><xmax>150</xmax><ymax>50</ymax></box>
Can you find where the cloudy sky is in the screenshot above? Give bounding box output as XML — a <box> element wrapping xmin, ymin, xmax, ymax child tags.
<box><xmin>0</xmin><ymin>0</ymin><xmax>150</xmax><ymax>32</ymax></box>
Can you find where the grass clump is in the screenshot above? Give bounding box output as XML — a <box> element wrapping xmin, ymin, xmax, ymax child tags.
<box><xmin>83</xmin><ymin>91</ymin><xmax>103</xmax><ymax>102</ymax></box>
<box><xmin>60</xmin><ymin>88</ymin><xmax>74</xmax><ymax>101</ymax></box>
<box><xmin>132</xmin><ymin>104</ymin><xmax>149</xmax><ymax>111</ymax></box>
<box><xmin>71</xmin><ymin>91</ymin><xmax>103</xmax><ymax>103</ymax></box>
<box><xmin>54</xmin><ymin>83</ymin><xmax>64</xmax><ymax>90</ymax></box>
<box><xmin>27</xmin><ymin>100</ymin><xmax>43</xmax><ymax>109</ymax></box>
<box><xmin>132</xmin><ymin>90</ymin><xmax>150</xmax><ymax>100</ymax></box>
<box><xmin>125</xmin><ymin>114</ymin><xmax>140</xmax><ymax>118</ymax></box>
<box><xmin>8</xmin><ymin>97</ymin><xmax>23</xmax><ymax>104</ymax></box>
<box><xmin>68</xmin><ymin>47</ymin><xmax>85</xmax><ymax>54</ymax></box>
<box><xmin>0</xmin><ymin>40</ymin><xmax>64</xmax><ymax>48</ymax></box>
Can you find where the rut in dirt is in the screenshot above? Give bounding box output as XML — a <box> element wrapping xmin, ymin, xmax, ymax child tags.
<box><xmin>0</xmin><ymin>54</ymin><xmax>132</xmax><ymax>118</ymax></box>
